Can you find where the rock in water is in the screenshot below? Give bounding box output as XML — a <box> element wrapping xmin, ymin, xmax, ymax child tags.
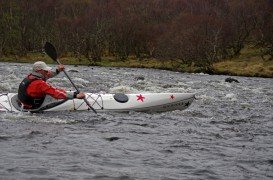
<box><xmin>135</xmin><ymin>76</ymin><xmax>145</xmax><ymax>81</ymax></box>
<box><xmin>225</xmin><ymin>77</ymin><xmax>239</xmax><ymax>83</ymax></box>
<box><xmin>68</xmin><ymin>69</ymin><xmax>79</xmax><ymax>73</ymax></box>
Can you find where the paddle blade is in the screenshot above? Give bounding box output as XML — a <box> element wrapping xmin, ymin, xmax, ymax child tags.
<box><xmin>44</xmin><ymin>42</ymin><xmax>58</xmax><ymax>61</ymax></box>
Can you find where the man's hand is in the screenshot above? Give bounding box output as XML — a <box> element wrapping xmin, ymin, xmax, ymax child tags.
<box><xmin>57</xmin><ymin>64</ymin><xmax>65</xmax><ymax>72</ymax></box>
<box><xmin>76</xmin><ymin>92</ymin><xmax>85</xmax><ymax>99</ymax></box>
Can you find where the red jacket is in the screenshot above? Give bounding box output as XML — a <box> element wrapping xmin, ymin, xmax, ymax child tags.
<box><xmin>26</xmin><ymin>74</ymin><xmax>67</xmax><ymax>99</ymax></box>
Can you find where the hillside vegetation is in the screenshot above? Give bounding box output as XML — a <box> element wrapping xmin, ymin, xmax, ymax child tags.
<box><xmin>0</xmin><ymin>1</ymin><xmax>272</xmax><ymax>77</ymax></box>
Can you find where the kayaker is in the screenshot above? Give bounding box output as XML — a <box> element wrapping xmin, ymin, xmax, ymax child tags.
<box><xmin>18</xmin><ymin>61</ymin><xmax>85</xmax><ymax>109</ymax></box>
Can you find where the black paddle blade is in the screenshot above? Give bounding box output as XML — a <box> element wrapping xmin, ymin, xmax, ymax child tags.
<box><xmin>44</xmin><ymin>42</ymin><xmax>57</xmax><ymax>61</ymax></box>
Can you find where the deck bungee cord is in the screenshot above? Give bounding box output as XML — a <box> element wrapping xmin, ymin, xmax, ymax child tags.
<box><xmin>73</xmin><ymin>93</ymin><xmax>104</xmax><ymax>111</ymax></box>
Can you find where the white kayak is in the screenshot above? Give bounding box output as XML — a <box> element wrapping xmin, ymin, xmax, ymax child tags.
<box><xmin>0</xmin><ymin>92</ymin><xmax>195</xmax><ymax>113</ymax></box>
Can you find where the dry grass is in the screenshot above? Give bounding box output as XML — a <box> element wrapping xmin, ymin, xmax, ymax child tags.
<box><xmin>213</xmin><ymin>46</ymin><xmax>273</xmax><ymax>78</ymax></box>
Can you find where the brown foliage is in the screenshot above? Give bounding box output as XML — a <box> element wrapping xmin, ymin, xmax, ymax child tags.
<box><xmin>0</xmin><ymin>0</ymin><xmax>272</xmax><ymax>67</ymax></box>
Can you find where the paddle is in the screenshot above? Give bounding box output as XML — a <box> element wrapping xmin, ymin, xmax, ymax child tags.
<box><xmin>44</xmin><ymin>42</ymin><xmax>97</xmax><ymax>114</ymax></box>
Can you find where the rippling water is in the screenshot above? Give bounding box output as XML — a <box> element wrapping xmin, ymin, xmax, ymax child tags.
<box><xmin>0</xmin><ymin>62</ymin><xmax>272</xmax><ymax>179</ymax></box>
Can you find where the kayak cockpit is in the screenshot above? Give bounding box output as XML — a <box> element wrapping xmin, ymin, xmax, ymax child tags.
<box><xmin>10</xmin><ymin>95</ymin><xmax>68</xmax><ymax>113</ymax></box>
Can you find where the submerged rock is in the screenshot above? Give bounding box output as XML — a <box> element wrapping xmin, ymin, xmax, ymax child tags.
<box><xmin>68</xmin><ymin>69</ymin><xmax>79</xmax><ymax>73</ymax></box>
<box><xmin>135</xmin><ymin>76</ymin><xmax>145</xmax><ymax>81</ymax></box>
<box><xmin>105</xmin><ymin>137</ymin><xmax>120</xmax><ymax>141</ymax></box>
<box><xmin>225</xmin><ymin>77</ymin><xmax>239</xmax><ymax>83</ymax></box>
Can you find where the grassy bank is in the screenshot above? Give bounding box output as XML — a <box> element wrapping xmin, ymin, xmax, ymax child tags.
<box><xmin>0</xmin><ymin>53</ymin><xmax>188</xmax><ymax>72</ymax></box>
<box><xmin>0</xmin><ymin>47</ymin><xmax>272</xmax><ymax>78</ymax></box>
<box><xmin>213</xmin><ymin>46</ymin><xmax>273</xmax><ymax>78</ymax></box>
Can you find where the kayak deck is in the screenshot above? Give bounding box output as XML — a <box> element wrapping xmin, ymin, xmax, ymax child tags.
<box><xmin>0</xmin><ymin>93</ymin><xmax>195</xmax><ymax>113</ymax></box>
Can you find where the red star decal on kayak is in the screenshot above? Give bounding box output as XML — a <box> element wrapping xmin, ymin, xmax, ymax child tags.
<box><xmin>170</xmin><ymin>95</ymin><xmax>175</xmax><ymax>100</ymax></box>
<box><xmin>136</xmin><ymin>94</ymin><xmax>145</xmax><ymax>102</ymax></box>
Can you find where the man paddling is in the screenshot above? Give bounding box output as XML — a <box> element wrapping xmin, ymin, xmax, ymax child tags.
<box><xmin>18</xmin><ymin>61</ymin><xmax>85</xmax><ymax>109</ymax></box>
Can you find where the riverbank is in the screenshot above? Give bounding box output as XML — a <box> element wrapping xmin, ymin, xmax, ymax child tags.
<box><xmin>0</xmin><ymin>47</ymin><xmax>272</xmax><ymax>78</ymax></box>
<box><xmin>213</xmin><ymin>46</ymin><xmax>273</xmax><ymax>78</ymax></box>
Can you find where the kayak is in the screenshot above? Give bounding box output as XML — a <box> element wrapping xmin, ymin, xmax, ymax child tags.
<box><xmin>0</xmin><ymin>92</ymin><xmax>195</xmax><ymax>113</ymax></box>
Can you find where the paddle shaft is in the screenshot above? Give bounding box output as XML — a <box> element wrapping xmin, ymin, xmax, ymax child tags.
<box><xmin>56</xmin><ymin>59</ymin><xmax>97</xmax><ymax>114</ymax></box>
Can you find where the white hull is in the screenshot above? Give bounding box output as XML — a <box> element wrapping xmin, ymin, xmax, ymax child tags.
<box><xmin>0</xmin><ymin>93</ymin><xmax>195</xmax><ymax>113</ymax></box>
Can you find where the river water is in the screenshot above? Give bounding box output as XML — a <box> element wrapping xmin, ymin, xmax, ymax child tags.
<box><xmin>0</xmin><ymin>62</ymin><xmax>272</xmax><ymax>180</ymax></box>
